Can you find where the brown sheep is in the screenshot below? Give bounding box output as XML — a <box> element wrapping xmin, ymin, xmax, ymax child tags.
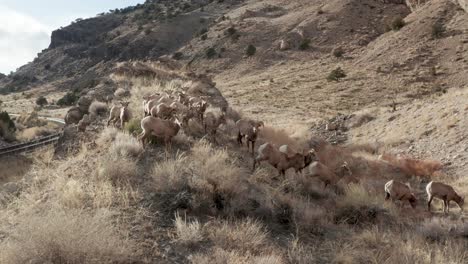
<box><xmin>253</xmin><ymin>143</ymin><xmax>316</xmax><ymax>177</ymax></box>
<box><xmin>137</xmin><ymin>116</ymin><xmax>181</xmax><ymax>151</ymax></box>
<box><xmin>306</xmin><ymin>161</ymin><xmax>341</xmax><ymax>188</ymax></box>
<box><xmin>236</xmin><ymin>119</ymin><xmax>264</xmax><ymax>155</ymax></box>
<box><xmin>426</xmin><ymin>181</ymin><xmax>464</xmax><ymax>213</ymax></box>
<box><xmin>107</xmin><ymin>102</ymin><xmax>130</xmax><ymax>128</ymax></box>
<box><xmin>384</xmin><ymin>180</ymin><xmax>417</xmax><ymax>209</ymax></box>
<box><xmin>150</xmin><ymin>103</ymin><xmax>177</xmax><ymax>120</ymax></box>
<box><xmin>203</xmin><ymin>110</ymin><xmax>226</xmax><ymax>139</ymax></box>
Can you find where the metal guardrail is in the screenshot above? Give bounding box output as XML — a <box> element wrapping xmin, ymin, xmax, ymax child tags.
<box><xmin>0</xmin><ymin>132</ymin><xmax>63</xmax><ymax>157</ymax></box>
<box><xmin>0</xmin><ymin>114</ymin><xmax>65</xmax><ymax>157</ymax></box>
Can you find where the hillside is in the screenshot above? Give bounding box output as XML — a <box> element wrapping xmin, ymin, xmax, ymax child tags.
<box><xmin>1</xmin><ymin>0</ymin><xmax>468</xmax><ymax>263</ymax></box>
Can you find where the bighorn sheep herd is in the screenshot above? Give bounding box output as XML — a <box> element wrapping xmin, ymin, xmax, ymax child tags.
<box><xmin>104</xmin><ymin>87</ymin><xmax>464</xmax><ymax>214</ymax></box>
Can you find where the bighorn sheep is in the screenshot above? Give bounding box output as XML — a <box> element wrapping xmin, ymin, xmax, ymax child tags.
<box><xmin>253</xmin><ymin>143</ymin><xmax>316</xmax><ymax>177</ymax></box>
<box><xmin>236</xmin><ymin>119</ymin><xmax>264</xmax><ymax>155</ymax></box>
<box><xmin>426</xmin><ymin>181</ymin><xmax>464</xmax><ymax>213</ymax></box>
<box><xmin>384</xmin><ymin>180</ymin><xmax>417</xmax><ymax>209</ymax></box>
<box><xmin>107</xmin><ymin>102</ymin><xmax>130</xmax><ymax>128</ymax></box>
<box><xmin>137</xmin><ymin>116</ymin><xmax>181</xmax><ymax>150</ymax></box>
<box><xmin>188</xmin><ymin>97</ymin><xmax>208</xmax><ymax>121</ymax></box>
<box><xmin>306</xmin><ymin>161</ymin><xmax>357</xmax><ymax>188</ymax></box>
<box><xmin>203</xmin><ymin>110</ymin><xmax>226</xmax><ymax>138</ymax></box>
<box><xmin>150</xmin><ymin>103</ymin><xmax>177</xmax><ymax>120</ymax></box>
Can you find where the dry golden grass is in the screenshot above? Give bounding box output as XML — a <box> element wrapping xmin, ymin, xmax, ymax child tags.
<box><xmin>98</xmin><ymin>156</ymin><xmax>138</xmax><ymax>186</ymax></box>
<box><xmin>16</xmin><ymin>126</ymin><xmax>54</xmax><ymax>141</ymax></box>
<box><xmin>0</xmin><ymin>209</ymin><xmax>135</xmax><ymax>264</ymax></box>
<box><xmin>207</xmin><ymin>218</ymin><xmax>268</xmax><ymax>254</ymax></box>
<box><xmin>152</xmin><ymin>140</ymin><xmax>246</xmax><ymax>213</ymax></box>
<box><xmin>108</xmin><ymin>132</ymin><xmax>143</xmax><ymax>159</ymax></box>
<box><xmin>191</xmin><ymin>247</ymin><xmax>283</xmax><ymax>264</ymax></box>
<box><xmin>174</xmin><ymin>213</ymin><xmax>203</xmax><ymax>245</ymax></box>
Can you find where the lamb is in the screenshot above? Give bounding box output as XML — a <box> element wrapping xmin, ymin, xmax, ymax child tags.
<box><xmin>107</xmin><ymin>102</ymin><xmax>130</xmax><ymax>128</ymax></box>
<box><xmin>253</xmin><ymin>143</ymin><xmax>316</xmax><ymax>177</ymax></box>
<box><xmin>426</xmin><ymin>181</ymin><xmax>464</xmax><ymax>213</ymax></box>
<box><xmin>119</xmin><ymin>102</ymin><xmax>131</xmax><ymax>129</ymax></box>
<box><xmin>236</xmin><ymin>119</ymin><xmax>264</xmax><ymax>155</ymax></box>
<box><xmin>384</xmin><ymin>180</ymin><xmax>417</xmax><ymax>209</ymax></box>
<box><xmin>203</xmin><ymin>110</ymin><xmax>226</xmax><ymax>138</ymax></box>
<box><xmin>137</xmin><ymin>116</ymin><xmax>181</xmax><ymax>150</ymax></box>
<box><xmin>150</xmin><ymin>103</ymin><xmax>177</xmax><ymax>120</ymax></box>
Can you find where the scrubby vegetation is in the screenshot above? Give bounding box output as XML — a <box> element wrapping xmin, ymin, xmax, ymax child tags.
<box><xmin>246</xmin><ymin>44</ymin><xmax>256</xmax><ymax>56</ymax></box>
<box><xmin>390</xmin><ymin>16</ymin><xmax>405</xmax><ymax>31</ymax></box>
<box><xmin>35</xmin><ymin>96</ymin><xmax>48</xmax><ymax>107</ymax></box>
<box><xmin>57</xmin><ymin>92</ymin><xmax>79</xmax><ymax>106</ymax></box>
<box><xmin>327</xmin><ymin>67</ymin><xmax>347</xmax><ymax>81</ymax></box>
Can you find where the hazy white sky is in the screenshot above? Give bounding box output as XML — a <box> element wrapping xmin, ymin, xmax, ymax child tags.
<box><xmin>0</xmin><ymin>0</ymin><xmax>144</xmax><ymax>74</ymax></box>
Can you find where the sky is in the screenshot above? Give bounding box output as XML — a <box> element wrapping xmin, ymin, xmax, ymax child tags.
<box><xmin>0</xmin><ymin>0</ymin><xmax>144</xmax><ymax>74</ymax></box>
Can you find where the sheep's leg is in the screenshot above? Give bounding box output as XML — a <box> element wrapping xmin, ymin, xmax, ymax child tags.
<box><xmin>385</xmin><ymin>192</ymin><xmax>390</xmax><ymax>200</ymax></box>
<box><xmin>427</xmin><ymin>195</ymin><xmax>433</xmax><ymax>212</ymax></box>
<box><xmin>446</xmin><ymin>200</ymin><xmax>450</xmax><ymax>213</ymax></box>
<box><xmin>251</xmin><ymin>140</ymin><xmax>255</xmax><ymax>156</ymax></box>
<box><xmin>253</xmin><ymin>156</ymin><xmax>266</xmax><ymax>171</ymax></box>
<box><xmin>237</xmin><ymin>133</ymin><xmax>243</xmax><ymax>145</ymax></box>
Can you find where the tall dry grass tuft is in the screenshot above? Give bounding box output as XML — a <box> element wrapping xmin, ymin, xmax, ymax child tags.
<box><xmin>191</xmin><ymin>247</ymin><xmax>283</xmax><ymax>264</ymax></box>
<box><xmin>109</xmin><ymin>132</ymin><xmax>143</xmax><ymax>159</ymax></box>
<box><xmin>207</xmin><ymin>218</ymin><xmax>268</xmax><ymax>254</ymax></box>
<box><xmin>152</xmin><ymin>140</ymin><xmax>247</xmax><ymax>213</ymax></box>
<box><xmin>0</xmin><ymin>209</ymin><xmax>135</xmax><ymax>264</ymax></box>
<box><xmin>174</xmin><ymin>213</ymin><xmax>204</xmax><ymax>245</ymax></box>
<box><xmin>97</xmin><ymin>127</ymin><xmax>120</xmax><ymax>145</ymax></box>
<box><xmin>334</xmin><ymin>184</ymin><xmax>397</xmax><ymax>226</ymax></box>
<box><xmin>98</xmin><ymin>155</ymin><xmax>138</xmax><ymax>186</ymax></box>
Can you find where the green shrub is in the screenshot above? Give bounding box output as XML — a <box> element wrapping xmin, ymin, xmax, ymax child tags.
<box><xmin>246</xmin><ymin>45</ymin><xmax>256</xmax><ymax>56</ymax></box>
<box><xmin>173</xmin><ymin>52</ymin><xmax>183</xmax><ymax>60</ymax></box>
<box><xmin>390</xmin><ymin>16</ymin><xmax>405</xmax><ymax>31</ymax></box>
<box><xmin>125</xmin><ymin>118</ymin><xmax>142</xmax><ymax>136</ymax></box>
<box><xmin>200</xmin><ymin>34</ymin><xmax>208</xmax><ymax>41</ymax></box>
<box><xmin>332</xmin><ymin>47</ymin><xmax>344</xmax><ymax>58</ymax></box>
<box><xmin>57</xmin><ymin>92</ymin><xmax>78</xmax><ymax>106</ymax></box>
<box><xmin>35</xmin><ymin>96</ymin><xmax>48</xmax><ymax>107</ymax></box>
<box><xmin>0</xmin><ymin>111</ymin><xmax>16</xmax><ymax>140</ymax></box>
<box><xmin>225</xmin><ymin>27</ymin><xmax>237</xmax><ymax>36</ymax></box>
<box><xmin>327</xmin><ymin>67</ymin><xmax>346</xmax><ymax>82</ymax></box>
<box><xmin>206</xmin><ymin>48</ymin><xmax>217</xmax><ymax>59</ymax></box>
<box><xmin>299</xmin><ymin>39</ymin><xmax>311</xmax><ymax>50</ymax></box>
<box><xmin>431</xmin><ymin>22</ymin><xmax>445</xmax><ymax>39</ymax></box>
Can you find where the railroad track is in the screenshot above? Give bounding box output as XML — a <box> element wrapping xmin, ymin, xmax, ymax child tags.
<box><xmin>0</xmin><ymin>133</ymin><xmax>63</xmax><ymax>157</ymax></box>
<box><xmin>0</xmin><ymin>114</ymin><xmax>65</xmax><ymax>157</ymax></box>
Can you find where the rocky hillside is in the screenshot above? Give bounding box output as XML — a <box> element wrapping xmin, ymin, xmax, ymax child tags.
<box><xmin>2</xmin><ymin>0</ymin><xmax>466</xmax><ymax>125</ymax></box>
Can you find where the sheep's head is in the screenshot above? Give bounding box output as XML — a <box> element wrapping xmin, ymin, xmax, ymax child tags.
<box><xmin>409</xmin><ymin>194</ymin><xmax>417</xmax><ymax>208</ymax></box>
<box><xmin>256</xmin><ymin>121</ymin><xmax>265</xmax><ymax>128</ymax></box>
<box><xmin>340</xmin><ymin>161</ymin><xmax>352</xmax><ymax>176</ymax></box>
<box><xmin>303</xmin><ymin>149</ymin><xmax>317</xmax><ymax>167</ymax></box>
